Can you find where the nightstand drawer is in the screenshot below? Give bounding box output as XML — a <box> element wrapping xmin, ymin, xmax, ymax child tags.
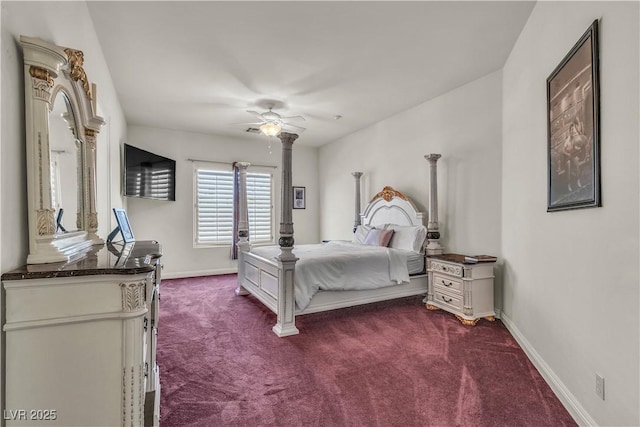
<box><xmin>433</xmin><ymin>273</ymin><xmax>463</xmax><ymax>294</ymax></box>
<box><xmin>430</xmin><ymin>260</ymin><xmax>463</xmax><ymax>277</ymax></box>
<box><xmin>433</xmin><ymin>289</ymin><xmax>463</xmax><ymax>311</ymax></box>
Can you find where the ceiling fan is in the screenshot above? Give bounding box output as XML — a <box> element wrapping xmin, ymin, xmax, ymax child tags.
<box><xmin>241</xmin><ymin>108</ymin><xmax>307</xmax><ymax>136</ymax></box>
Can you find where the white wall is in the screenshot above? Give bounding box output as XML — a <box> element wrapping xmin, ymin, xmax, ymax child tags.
<box><xmin>319</xmin><ymin>70</ymin><xmax>503</xmax><ymax>306</ymax></box>
<box><xmin>125</xmin><ymin>125</ymin><xmax>319</xmax><ymax>278</ymax></box>
<box><xmin>502</xmin><ymin>2</ymin><xmax>639</xmax><ymax>425</ymax></box>
<box><xmin>1</xmin><ymin>1</ymin><xmax>127</xmax><ymax>272</ymax></box>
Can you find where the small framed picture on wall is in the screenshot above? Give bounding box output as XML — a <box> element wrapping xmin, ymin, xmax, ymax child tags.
<box><xmin>293</xmin><ymin>186</ymin><xmax>306</xmax><ymax>209</ymax></box>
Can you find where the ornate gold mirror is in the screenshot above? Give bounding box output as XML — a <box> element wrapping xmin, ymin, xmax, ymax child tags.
<box><xmin>21</xmin><ymin>36</ymin><xmax>105</xmax><ymax>263</ymax></box>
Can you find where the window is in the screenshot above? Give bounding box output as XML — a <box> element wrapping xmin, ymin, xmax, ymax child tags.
<box><xmin>195</xmin><ymin>166</ymin><xmax>274</xmax><ymax>246</ymax></box>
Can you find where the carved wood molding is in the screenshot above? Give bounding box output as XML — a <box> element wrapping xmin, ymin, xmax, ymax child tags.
<box><xmin>29</xmin><ymin>66</ymin><xmax>54</xmax><ymax>86</ymax></box>
<box><xmin>430</xmin><ymin>261</ymin><xmax>463</xmax><ymax>277</ymax></box>
<box><xmin>121</xmin><ymin>364</ymin><xmax>145</xmax><ymax>426</ymax></box>
<box><xmin>120</xmin><ymin>281</ymin><xmax>146</xmax><ymax>312</ymax></box>
<box><xmin>36</xmin><ymin>209</ymin><xmax>56</xmax><ymax>235</ymax></box>
<box><xmin>30</xmin><ymin>66</ymin><xmax>54</xmax><ymax>101</ymax></box>
<box><xmin>369</xmin><ymin>186</ymin><xmax>409</xmax><ymax>203</ymax></box>
<box><xmin>88</xmin><ymin>212</ymin><xmax>98</xmax><ymax>230</ymax></box>
<box><xmin>84</xmin><ymin>136</ymin><xmax>97</xmax><ymax>151</ymax></box>
<box><xmin>64</xmin><ymin>48</ymin><xmax>92</xmax><ymax>101</ymax></box>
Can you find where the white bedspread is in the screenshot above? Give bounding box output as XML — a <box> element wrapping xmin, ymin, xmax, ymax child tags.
<box><xmin>251</xmin><ymin>241</ymin><xmax>410</xmax><ymax>310</ymax></box>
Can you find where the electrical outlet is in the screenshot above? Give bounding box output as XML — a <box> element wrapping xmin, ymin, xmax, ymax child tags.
<box><xmin>596</xmin><ymin>374</ymin><xmax>605</xmax><ymax>400</ymax></box>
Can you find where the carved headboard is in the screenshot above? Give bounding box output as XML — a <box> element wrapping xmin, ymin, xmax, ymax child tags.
<box><xmin>361</xmin><ymin>186</ymin><xmax>425</xmax><ymax>228</ymax></box>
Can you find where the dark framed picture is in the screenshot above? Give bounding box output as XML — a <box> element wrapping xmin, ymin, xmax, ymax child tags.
<box><xmin>113</xmin><ymin>208</ymin><xmax>135</xmax><ymax>243</ymax></box>
<box><xmin>293</xmin><ymin>186</ymin><xmax>306</xmax><ymax>209</ymax></box>
<box><xmin>547</xmin><ymin>20</ymin><xmax>600</xmax><ymax>212</ymax></box>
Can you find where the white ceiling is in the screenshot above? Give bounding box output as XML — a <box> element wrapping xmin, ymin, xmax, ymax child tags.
<box><xmin>87</xmin><ymin>1</ymin><xmax>534</xmax><ymax>147</ymax></box>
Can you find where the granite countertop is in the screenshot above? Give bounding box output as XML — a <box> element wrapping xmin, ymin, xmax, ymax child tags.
<box><xmin>1</xmin><ymin>240</ymin><xmax>162</xmax><ymax>281</ymax></box>
<box><xmin>428</xmin><ymin>253</ymin><xmax>497</xmax><ymax>265</ymax></box>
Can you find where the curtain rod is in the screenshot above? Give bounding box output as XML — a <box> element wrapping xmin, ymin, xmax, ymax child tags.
<box><xmin>187</xmin><ymin>158</ymin><xmax>278</xmax><ymax>169</ymax></box>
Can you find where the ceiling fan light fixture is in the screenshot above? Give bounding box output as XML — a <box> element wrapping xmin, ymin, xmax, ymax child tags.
<box><xmin>260</xmin><ymin>122</ymin><xmax>281</xmax><ymax>136</ymax></box>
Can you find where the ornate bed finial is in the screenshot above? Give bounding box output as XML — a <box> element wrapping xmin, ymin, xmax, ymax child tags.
<box><xmin>369</xmin><ymin>186</ymin><xmax>409</xmax><ymax>203</ymax></box>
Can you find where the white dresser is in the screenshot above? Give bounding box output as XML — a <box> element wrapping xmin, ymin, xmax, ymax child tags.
<box><xmin>1</xmin><ymin>241</ymin><xmax>161</xmax><ymax>427</ymax></box>
<box><xmin>425</xmin><ymin>254</ymin><xmax>497</xmax><ymax>326</ymax></box>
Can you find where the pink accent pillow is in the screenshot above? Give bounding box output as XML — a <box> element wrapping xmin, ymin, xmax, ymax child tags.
<box><xmin>362</xmin><ymin>229</ymin><xmax>394</xmax><ymax>247</ymax></box>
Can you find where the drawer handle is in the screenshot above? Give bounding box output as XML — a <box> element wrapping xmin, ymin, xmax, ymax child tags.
<box><xmin>441</xmin><ymin>295</ymin><xmax>453</xmax><ymax>303</ymax></box>
<box><xmin>441</xmin><ymin>280</ymin><xmax>453</xmax><ymax>287</ymax></box>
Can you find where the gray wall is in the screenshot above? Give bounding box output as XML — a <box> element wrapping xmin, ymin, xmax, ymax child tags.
<box><xmin>502</xmin><ymin>2</ymin><xmax>639</xmax><ymax>425</ymax></box>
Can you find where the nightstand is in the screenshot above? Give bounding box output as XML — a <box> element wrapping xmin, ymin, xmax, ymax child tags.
<box><xmin>425</xmin><ymin>254</ymin><xmax>497</xmax><ymax>326</ymax></box>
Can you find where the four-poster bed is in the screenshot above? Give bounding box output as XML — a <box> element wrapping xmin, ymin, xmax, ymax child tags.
<box><xmin>235</xmin><ymin>132</ymin><xmax>443</xmax><ymax>336</ymax></box>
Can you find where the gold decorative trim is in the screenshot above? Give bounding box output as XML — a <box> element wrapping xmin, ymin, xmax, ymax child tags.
<box><xmin>369</xmin><ymin>186</ymin><xmax>409</xmax><ymax>203</ymax></box>
<box><xmin>64</xmin><ymin>48</ymin><xmax>93</xmax><ymax>100</ymax></box>
<box><xmin>29</xmin><ymin>66</ymin><xmax>54</xmax><ymax>87</ymax></box>
<box><xmin>455</xmin><ymin>315</ymin><xmax>480</xmax><ymax>326</ymax></box>
<box><xmin>37</xmin><ymin>209</ymin><xmax>56</xmax><ymax>235</ymax></box>
<box><xmin>484</xmin><ymin>315</ymin><xmax>496</xmax><ymax>322</ymax></box>
<box><xmin>120</xmin><ymin>281</ymin><xmax>146</xmax><ymax>312</ymax></box>
<box><xmin>425</xmin><ymin>303</ymin><xmax>440</xmax><ymax>311</ymax></box>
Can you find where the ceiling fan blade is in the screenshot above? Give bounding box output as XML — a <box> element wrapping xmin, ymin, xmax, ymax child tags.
<box><xmin>232</xmin><ymin>122</ymin><xmax>264</xmax><ymax>126</ymax></box>
<box><xmin>281</xmin><ymin>122</ymin><xmax>306</xmax><ymax>132</ymax></box>
<box><xmin>246</xmin><ymin>110</ymin><xmax>264</xmax><ymax>119</ymax></box>
<box><xmin>279</xmin><ymin>115</ymin><xmax>306</xmax><ymax>121</ymax></box>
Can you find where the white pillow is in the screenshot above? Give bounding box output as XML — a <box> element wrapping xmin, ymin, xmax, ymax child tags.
<box><xmin>387</xmin><ymin>225</ymin><xmax>427</xmax><ymax>252</ymax></box>
<box><xmin>352</xmin><ymin>225</ymin><xmax>373</xmax><ymax>244</ymax></box>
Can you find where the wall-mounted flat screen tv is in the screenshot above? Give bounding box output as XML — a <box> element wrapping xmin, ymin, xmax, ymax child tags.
<box><xmin>124</xmin><ymin>144</ymin><xmax>176</xmax><ymax>201</ymax></box>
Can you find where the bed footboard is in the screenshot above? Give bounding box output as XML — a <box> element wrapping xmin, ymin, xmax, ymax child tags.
<box><xmin>239</xmin><ymin>251</ymin><xmax>280</xmax><ymax>313</ymax></box>
<box><xmin>239</xmin><ymin>247</ymin><xmax>299</xmax><ymax>337</ymax></box>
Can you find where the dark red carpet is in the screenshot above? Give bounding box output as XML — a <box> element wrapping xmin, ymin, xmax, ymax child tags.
<box><xmin>158</xmin><ymin>274</ymin><xmax>576</xmax><ymax>427</ymax></box>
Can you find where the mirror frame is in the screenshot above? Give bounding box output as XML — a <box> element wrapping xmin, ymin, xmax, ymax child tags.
<box><xmin>21</xmin><ymin>36</ymin><xmax>105</xmax><ymax>264</ymax></box>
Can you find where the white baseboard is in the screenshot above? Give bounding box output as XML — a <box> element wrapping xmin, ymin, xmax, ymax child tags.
<box><xmin>501</xmin><ymin>313</ymin><xmax>596</xmax><ymax>426</ymax></box>
<box><xmin>162</xmin><ymin>268</ymin><xmax>237</xmax><ymax>279</ymax></box>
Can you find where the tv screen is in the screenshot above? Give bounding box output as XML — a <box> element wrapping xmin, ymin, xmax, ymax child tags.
<box><xmin>124</xmin><ymin>144</ymin><xmax>176</xmax><ymax>201</ymax></box>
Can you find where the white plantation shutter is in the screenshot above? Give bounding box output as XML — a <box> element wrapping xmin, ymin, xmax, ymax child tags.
<box><xmin>196</xmin><ymin>170</ymin><xmax>234</xmax><ymax>244</ymax></box>
<box><xmin>246</xmin><ymin>172</ymin><xmax>272</xmax><ymax>243</ymax></box>
<box><xmin>195</xmin><ymin>167</ymin><xmax>273</xmax><ymax>245</ymax></box>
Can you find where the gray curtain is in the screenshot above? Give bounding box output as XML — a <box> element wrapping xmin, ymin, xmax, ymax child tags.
<box><xmin>231</xmin><ymin>162</ymin><xmax>240</xmax><ymax>259</ymax></box>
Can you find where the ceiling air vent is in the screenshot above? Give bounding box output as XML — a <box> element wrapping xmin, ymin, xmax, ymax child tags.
<box><xmin>245</xmin><ymin>127</ymin><xmax>260</xmax><ymax>134</ymax></box>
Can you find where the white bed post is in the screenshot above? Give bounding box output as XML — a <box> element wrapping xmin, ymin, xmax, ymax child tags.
<box><xmin>273</xmin><ymin>132</ymin><xmax>300</xmax><ymax>337</ymax></box>
<box><xmin>352</xmin><ymin>172</ymin><xmax>363</xmax><ymax>232</ymax></box>
<box><xmin>425</xmin><ymin>154</ymin><xmax>444</xmax><ymax>255</ymax></box>
<box><xmin>235</xmin><ymin>161</ymin><xmax>251</xmax><ymax>296</ymax></box>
